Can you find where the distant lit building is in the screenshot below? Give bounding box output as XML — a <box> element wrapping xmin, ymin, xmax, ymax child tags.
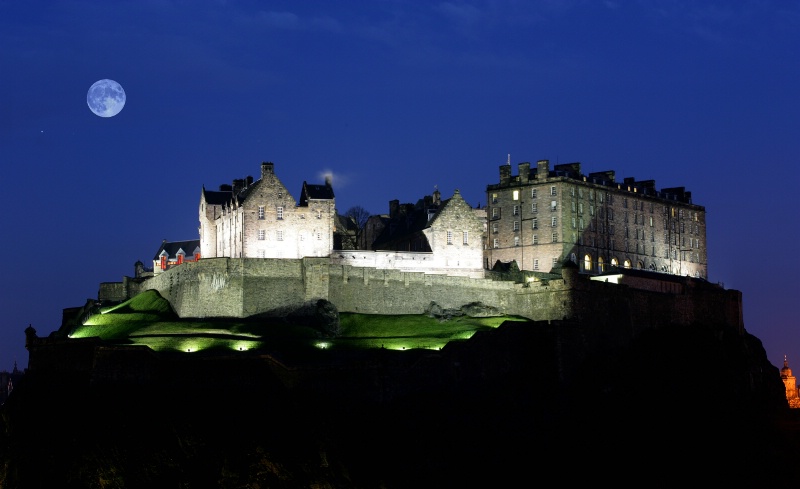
<box><xmin>485</xmin><ymin>158</ymin><xmax>707</xmax><ymax>278</ymax></box>
<box><xmin>781</xmin><ymin>355</ymin><xmax>800</xmax><ymax>408</ymax></box>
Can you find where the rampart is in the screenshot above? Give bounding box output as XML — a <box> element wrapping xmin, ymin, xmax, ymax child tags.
<box><xmin>128</xmin><ymin>257</ymin><xmax>743</xmax><ymax>339</ymax></box>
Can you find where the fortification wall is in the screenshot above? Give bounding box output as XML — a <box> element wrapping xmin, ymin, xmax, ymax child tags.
<box><xmin>139</xmin><ymin>258</ymin><xmax>327</xmax><ymax>318</ymax></box>
<box><xmin>327</xmin><ymin>264</ymin><xmax>574</xmax><ymax>320</ymax></box>
<box><xmin>126</xmin><ymin>257</ymin><xmax>742</xmax><ymax>340</ymax></box>
<box><xmin>98</xmin><ymin>282</ymin><xmax>126</xmax><ymax>302</ymax></box>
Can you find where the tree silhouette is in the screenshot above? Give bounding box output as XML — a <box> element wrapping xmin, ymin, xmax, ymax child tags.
<box><xmin>344</xmin><ymin>205</ymin><xmax>371</xmax><ymax>249</ymax></box>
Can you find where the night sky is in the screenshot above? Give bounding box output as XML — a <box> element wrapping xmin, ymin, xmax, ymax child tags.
<box><xmin>1</xmin><ymin>1</ymin><xmax>798</xmax><ymax>372</ymax></box>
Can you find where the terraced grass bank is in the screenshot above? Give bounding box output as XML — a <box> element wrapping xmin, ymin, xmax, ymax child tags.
<box><xmin>65</xmin><ymin>290</ymin><xmax>529</xmax><ymax>354</ymax></box>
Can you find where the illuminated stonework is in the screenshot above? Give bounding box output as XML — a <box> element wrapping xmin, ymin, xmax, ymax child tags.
<box><xmin>199</xmin><ymin>162</ymin><xmax>335</xmax><ymax>260</ymax></box>
<box><xmin>780</xmin><ymin>355</ymin><xmax>800</xmax><ymax>408</ymax></box>
<box><xmin>485</xmin><ymin>159</ymin><xmax>708</xmax><ymax>278</ymax></box>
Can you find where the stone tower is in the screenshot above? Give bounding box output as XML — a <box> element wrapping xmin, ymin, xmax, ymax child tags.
<box><xmin>780</xmin><ymin>355</ymin><xmax>800</xmax><ymax>408</ymax></box>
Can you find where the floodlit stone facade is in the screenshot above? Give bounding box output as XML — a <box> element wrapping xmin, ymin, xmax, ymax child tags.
<box><xmin>781</xmin><ymin>356</ymin><xmax>800</xmax><ymax>408</ymax></box>
<box><xmin>199</xmin><ymin>162</ymin><xmax>335</xmax><ymax>260</ymax></box>
<box><xmin>485</xmin><ymin>159</ymin><xmax>707</xmax><ymax>278</ymax></box>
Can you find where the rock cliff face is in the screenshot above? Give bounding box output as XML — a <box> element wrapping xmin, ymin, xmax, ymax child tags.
<box><xmin>1</xmin><ymin>318</ymin><xmax>798</xmax><ymax>488</ymax></box>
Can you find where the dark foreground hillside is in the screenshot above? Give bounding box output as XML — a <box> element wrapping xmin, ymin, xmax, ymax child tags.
<box><xmin>1</xmin><ymin>319</ymin><xmax>799</xmax><ymax>488</ymax></box>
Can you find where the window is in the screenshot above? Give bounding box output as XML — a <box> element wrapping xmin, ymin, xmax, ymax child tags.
<box><xmin>463</xmin><ymin>231</ymin><xmax>468</xmax><ymax>245</ymax></box>
<box><xmin>277</xmin><ymin>230</ymin><xmax>283</xmax><ymax>241</ymax></box>
<box><xmin>514</xmin><ymin>236</ymin><xmax>520</xmax><ymax>247</ymax></box>
<box><xmin>258</xmin><ymin>250</ymin><xmax>265</xmax><ymax>258</ymax></box>
<box><xmin>552</xmin><ymin>233</ymin><xmax>558</xmax><ymax>243</ymax></box>
<box><xmin>492</xmin><ymin>193</ymin><xmax>498</xmax><ymax>203</ymax></box>
<box><xmin>532</xmin><ymin>218</ymin><xmax>538</xmax><ymax>230</ymax></box>
<box><xmin>571</xmin><ymin>217</ymin><xmax>576</xmax><ymax>229</ymax></box>
<box><xmin>317</xmin><ymin>232</ymin><xmax>322</xmax><ymax>240</ymax></box>
<box><xmin>533</xmin><ymin>259</ymin><xmax>539</xmax><ymax>270</ymax></box>
<box><xmin>277</xmin><ymin>206</ymin><xmax>283</xmax><ymax>220</ymax></box>
<box><xmin>553</xmin><ymin>257</ymin><xmax>558</xmax><ymax>267</ymax></box>
<box><xmin>513</xmin><ymin>190</ymin><xmax>519</xmax><ymax>201</ymax></box>
<box><xmin>513</xmin><ymin>205</ymin><xmax>520</xmax><ymax>215</ymax></box>
<box><xmin>531</xmin><ymin>203</ymin><xmax>537</xmax><ymax>213</ymax></box>
<box><xmin>258</xmin><ymin>229</ymin><xmax>265</xmax><ymax>240</ymax></box>
<box><xmin>492</xmin><ymin>223</ymin><xmax>498</xmax><ymax>234</ymax></box>
<box><xmin>551</xmin><ymin>217</ymin><xmax>557</xmax><ymax>227</ymax></box>
<box><xmin>532</xmin><ymin>234</ymin><xmax>538</xmax><ymax>244</ymax></box>
<box><xmin>447</xmin><ymin>230</ymin><xmax>453</xmax><ymax>244</ymax></box>
<box><xmin>317</xmin><ymin>210</ymin><xmax>322</xmax><ymax>219</ymax></box>
<box><xmin>550</xmin><ymin>186</ymin><xmax>557</xmax><ymax>196</ymax></box>
<box><xmin>258</xmin><ymin>206</ymin><xmax>265</xmax><ymax>219</ymax></box>
<box><xmin>513</xmin><ymin>221</ymin><xmax>520</xmax><ymax>231</ymax></box>
<box><xmin>550</xmin><ymin>200</ymin><xmax>557</xmax><ymax>211</ymax></box>
<box><xmin>492</xmin><ymin>208</ymin><xmax>499</xmax><ymax>219</ymax></box>
<box><xmin>493</xmin><ymin>238</ymin><xmax>499</xmax><ymax>248</ymax></box>
<box><xmin>531</xmin><ymin>189</ymin><xmax>537</xmax><ymax>199</ymax></box>
<box><xmin>584</xmin><ymin>254</ymin><xmax>592</xmax><ymax>272</ymax></box>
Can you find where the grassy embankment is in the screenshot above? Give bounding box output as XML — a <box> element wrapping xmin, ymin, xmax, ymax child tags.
<box><xmin>69</xmin><ymin>290</ymin><xmax>528</xmax><ymax>353</ymax></box>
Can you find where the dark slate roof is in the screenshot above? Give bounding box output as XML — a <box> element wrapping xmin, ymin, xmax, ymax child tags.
<box><xmin>299</xmin><ymin>181</ymin><xmax>335</xmax><ymax>206</ymax></box>
<box><xmin>304</xmin><ymin>183</ymin><xmax>334</xmax><ymax>200</ymax></box>
<box><xmin>153</xmin><ymin>239</ymin><xmax>201</xmax><ymax>260</ymax></box>
<box><xmin>203</xmin><ymin>186</ymin><xmax>233</xmax><ymax>206</ymax></box>
<box><xmin>370</xmin><ymin>197</ymin><xmax>447</xmax><ymax>251</ymax></box>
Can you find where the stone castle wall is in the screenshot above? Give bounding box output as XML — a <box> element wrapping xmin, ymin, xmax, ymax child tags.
<box><xmin>125</xmin><ymin>257</ymin><xmax>742</xmax><ymax>339</ymax></box>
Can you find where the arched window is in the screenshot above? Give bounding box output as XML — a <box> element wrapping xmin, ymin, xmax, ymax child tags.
<box><xmin>623</xmin><ymin>259</ymin><xmax>632</xmax><ymax>269</ymax></box>
<box><xmin>598</xmin><ymin>256</ymin><xmax>605</xmax><ymax>273</ymax></box>
<box><xmin>637</xmin><ymin>260</ymin><xmax>644</xmax><ymax>269</ymax></box>
<box><xmin>570</xmin><ymin>253</ymin><xmax>577</xmax><ymax>264</ymax></box>
<box><xmin>610</xmin><ymin>257</ymin><xmax>619</xmax><ymax>267</ymax></box>
<box><xmin>584</xmin><ymin>254</ymin><xmax>593</xmax><ymax>272</ymax></box>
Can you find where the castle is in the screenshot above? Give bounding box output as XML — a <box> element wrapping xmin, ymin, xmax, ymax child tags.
<box><xmin>94</xmin><ymin>159</ymin><xmax>736</xmax><ymax>346</ymax></box>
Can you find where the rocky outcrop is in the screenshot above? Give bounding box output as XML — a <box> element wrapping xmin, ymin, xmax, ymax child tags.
<box><xmin>3</xmin><ymin>316</ymin><xmax>799</xmax><ymax>487</ymax></box>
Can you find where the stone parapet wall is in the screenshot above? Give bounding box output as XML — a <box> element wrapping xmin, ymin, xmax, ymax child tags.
<box><xmin>98</xmin><ymin>282</ymin><xmax>126</xmax><ymax>302</ymax></box>
<box><xmin>330</xmin><ymin>250</ymin><xmax>484</xmax><ymax>278</ymax></box>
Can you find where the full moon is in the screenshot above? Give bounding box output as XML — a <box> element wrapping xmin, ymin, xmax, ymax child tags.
<box><xmin>87</xmin><ymin>79</ymin><xmax>126</xmax><ymax>117</ymax></box>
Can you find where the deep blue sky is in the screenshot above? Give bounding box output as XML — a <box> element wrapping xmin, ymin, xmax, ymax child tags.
<box><xmin>1</xmin><ymin>1</ymin><xmax>798</xmax><ymax>372</ymax></box>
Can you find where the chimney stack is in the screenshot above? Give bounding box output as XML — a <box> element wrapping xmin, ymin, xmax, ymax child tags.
<box><xmin>261</xmin><ymin>162</ymin><xmax>274</xmax><ymax>180</ymax></box>
<box><xmin>537</xmin><ymin>160</ymin><xmax>550</xmax><ymax>179</ymax></box>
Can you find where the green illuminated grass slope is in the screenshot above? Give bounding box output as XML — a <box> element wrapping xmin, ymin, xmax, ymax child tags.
<box><xmin>68</xmin><ymin>290</ymin><xmax>530</xmax><ymax>353</ymax></box>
